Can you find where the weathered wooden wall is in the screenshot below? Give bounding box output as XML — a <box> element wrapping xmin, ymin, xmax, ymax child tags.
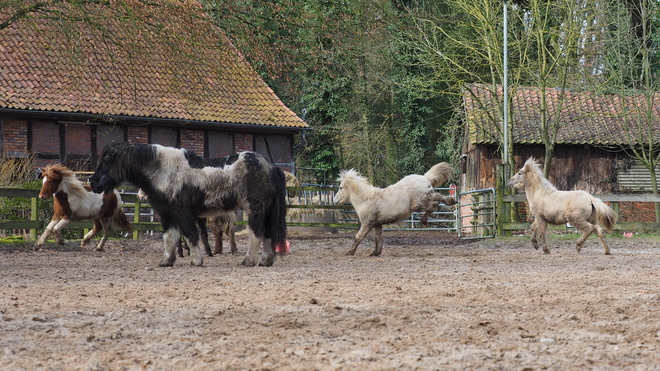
<box><xmin>462</xmin><ymin>144</ymin><xmax>619</xmax><ymax>193</ymax></box>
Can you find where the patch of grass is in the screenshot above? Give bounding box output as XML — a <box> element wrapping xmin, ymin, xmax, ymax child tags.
<box><xmin>0</xmin><ymin>235</ymin><xmax>28</xmax><ymax>246</ymax></box>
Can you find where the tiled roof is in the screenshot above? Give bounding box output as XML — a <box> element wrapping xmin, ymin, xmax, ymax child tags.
<box><xmin>0</xmin><ymin>2</ymin><xmax>308</xmax><ymax>129</ymax></box>
<box><xmin>463</xmin><ymin>83</ymin><xmax>660</xmax><ymax>145</ymax></box>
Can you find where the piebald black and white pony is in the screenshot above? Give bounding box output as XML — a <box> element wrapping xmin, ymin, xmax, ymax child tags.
<box><xmin>90</xmin><ymin>143</ymin><xmax>287</xmax><ymax>267</ymax></box>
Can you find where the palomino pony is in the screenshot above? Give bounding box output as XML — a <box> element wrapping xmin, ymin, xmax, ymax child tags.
<box><xmin>507</xmin><ymin>157</ymin><xmax>617</xmax><ymax>255</ymax></box>
<box><xmin>36</xmin><ymin>164</ymin><xmax>133</xmax><ymax>251</ymax></box>
<box><xmin>90</xmin><ymin>143</ymin><xmax>287</xmax><ymax>267</ymax></box>
<box><xmin>334</xmin><ymin>163</ymin><xmax>456</xmax><ymax>256</ymax></box>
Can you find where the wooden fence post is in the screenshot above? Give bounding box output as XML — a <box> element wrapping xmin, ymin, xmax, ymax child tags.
<box><xmin>133</xmin><ymin>200</ymin><xmax>141</xmax><ymax>240</ymax></box>
<box><xmin>30</xmin><ymin>196</ymin><xmax>38</xmax><ymax>241</ymax></box>
<box><xmin>496</xmin><ymin>164</ymin><xmax>512</xmax><ymax>237</ymax></box>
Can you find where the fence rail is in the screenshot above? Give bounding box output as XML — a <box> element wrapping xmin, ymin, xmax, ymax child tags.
<box><xmin>499</xmin><ymin>191</ymin><xmax>660</xmax><ymax>232</ymax></box>
<box><xmin>0</xmin><ymin>187</ymin><xmax>358</xmax><ymax>240</ymax></box>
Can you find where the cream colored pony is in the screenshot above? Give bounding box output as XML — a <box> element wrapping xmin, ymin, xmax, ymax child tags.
<box><xmin>334</xmin><ymin>163</ymin><xmax>456</xmax><ymax>256</ymax></box>
<box><xmin>507</xmin><ymin>157</ymin><xmax>616</xmax><ymax>255</ymax></box>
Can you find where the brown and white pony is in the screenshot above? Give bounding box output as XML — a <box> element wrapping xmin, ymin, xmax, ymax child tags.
<box><xmin>507</xmin><ymin>157</ymin><xmax>616</xmax><ymax>255</ymax></box>
<box><xmin>333</xmin><ymin>163</ymin><xmax>456</xmax><ymax>256</ymax></box>
<box><xmin>36</xmin><ymin>164</ymin><xmax>133</xmax><ymax>251</ymax></box>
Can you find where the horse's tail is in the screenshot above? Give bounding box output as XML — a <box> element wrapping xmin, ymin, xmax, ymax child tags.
<box><xmin>424</xmin><ymin>162</ymin><xmax>452</xmax><ymax>188</ymax></box>
<box><xmin>592</xmin><ymin>198</ymin><xmax>617</xmax><ymax>232</ymax></box>
<box><xmin>267</xmin><ymin>167</ymin><xmax>288</xmax><ymax>256</ymax></box>
<box><xmin>113</xmin><ymin>208</ymin><xmax>134</xmax><ymax>233</ymax></box>
<box><xmin>112</xmin><ymin>192</ymin><xmax>134</xmax><ymax>233</ymax></box>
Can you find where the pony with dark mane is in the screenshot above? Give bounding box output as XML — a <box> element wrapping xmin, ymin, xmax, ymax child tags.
<box><xmin>36</xmin><ymin>163</ymin><xmax>133</xmax><ymax>251</ymax></box>
<box><xmin>333</xmin><ymin>163</ymin><xmax>456</xmax><ymax>256</ymax></box>
<box><xmin>507</xmin><ymin>157</ymin><xmax>617</xmax><ymax>255</ymax></box>
<box><xmin>136</xmin><ymin>189</ymin><xmax>237</xmax><ymax>258</ymax></box>
<box><xmin>90</xmin><ymin>143</ymin><xmax>287</xmax><ymax>267</ymax></box>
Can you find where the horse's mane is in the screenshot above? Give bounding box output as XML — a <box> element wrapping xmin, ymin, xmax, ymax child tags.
<box><xmin>338</xmin><ymin>169</ymin><xmax>379</xmax><ymax>199</ymax></box>
<box><xmin>42</xmin><ymin>163</ymin><xmax>88</xmax><ymax>198</ymax></box>
<box><xmin>524</xmin><ymin>158</ymin><xmax>557</xmax><ymax>193</ymax></box>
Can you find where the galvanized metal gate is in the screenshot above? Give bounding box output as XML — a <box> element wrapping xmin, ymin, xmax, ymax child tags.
<box><xmin>456</xmin><ymin>188</ymin><xmax>496</xmax><ymax>239</ymax></box>
<box><xmin>385</xmin><ymin>186</ymin><xmax>458</xmax><ymax>232</ymax></box>
<box><xmin>287</xmin><ymin>185</ymin><xmax>497</xmax><ymax>239</ymax></box>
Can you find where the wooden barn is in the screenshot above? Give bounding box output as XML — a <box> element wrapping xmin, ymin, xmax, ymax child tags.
<box><xmin>0</xmin><ymin>2</ymin><xmax>308</xmax><ymax>173</ymax></box>
<box><xmin>460</xmin><ymin>84</ymin><xmax>660</xmax><ymax>195</ymax></box>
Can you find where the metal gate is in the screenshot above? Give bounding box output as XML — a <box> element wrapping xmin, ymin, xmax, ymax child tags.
<box><xmin>385</xmin><ymin>186</ymin><xmax>458</xmax><ymax>232</ymax></box>
<box><xmin>457</xmin><ymin>188</ymin><xmax>496</xmax><ymax>239</ymax></box>
<box><xmin>288</xmin><ymin>185</ymin><xmax>496</xmax><ymax>239</ymax></box>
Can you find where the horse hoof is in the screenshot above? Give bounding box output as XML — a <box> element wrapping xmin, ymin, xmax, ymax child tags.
<box><xmin>158</xmin><ymin>257</ymin><xmax>175</xmax><ymax>267</ymax></box>
<box><xmin>346</xmin><ymin>250</ymin><xmax>357</xmax><ymax>256</ymax></box>
<box><xmin>259</xmin><ymin>258</ymin><xmax>274</xmax><ymax>267</ymax></box>
<box><xmin>369</xmin><ymin>252</ymin><xmax>382</xmax><ymax>257</ymax></box>
<box><xmin>241</xmin><ymin>257</ymin><xmax>259</xmax><ymax>267</ymax></box>
<box><xmin>445</xmin><ymin>198</ymin><xmax>458</xmax><ymax>206</ymax></box>
<box><xmin>190</xmin><ymin>259</ymin><xmax>203</xmax><ymax>267</ymax></box>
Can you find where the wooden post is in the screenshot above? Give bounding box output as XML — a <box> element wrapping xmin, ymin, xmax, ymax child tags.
<box><xmin>30</xmin><ymin>196</ymin><xmax>38</xmax><ymax>241</ymax></box>
<box><xmin>496</xmin><ymin>164</ymin><xmax>512</xmax><ymax>237</ymax></box>
<box><xmin>133</xmin><ymin>201</ymin><xmax>141</xmax><ymax>240</ymax></box>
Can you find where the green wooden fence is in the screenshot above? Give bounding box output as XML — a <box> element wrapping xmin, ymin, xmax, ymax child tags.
<box><xmin>0</xmin><ymin>186</ymin><xmax>358</xmax><ymax>240</ymax></box>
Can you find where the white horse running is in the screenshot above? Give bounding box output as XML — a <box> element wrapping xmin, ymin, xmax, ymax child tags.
<box><xmin>507</xmin><ymin>157</ymin><xmax>616</xmax><ymax>255</ymax></box>
<box><xmin>334</xmin><ymin>163</ymin><xmax>456</xmax><ymax>256</ymax></box>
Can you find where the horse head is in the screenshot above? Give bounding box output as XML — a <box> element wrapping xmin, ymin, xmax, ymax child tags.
<box><xmin>38</xmin><ymin>164</ymin><xmax>71</xmax><ymax>200</ymax></box>
<box><xmin>334</xmin><ymin>169</ymin><xmax>364</xmax><ymax>204</ymax></box>
<box><xmin>91</xmin><ymin>142</ymin><xmax>132</xmax><ymax>194</ymax></box>
<box><xmin>507</xmin><ymin>157</ymin><xmax>543</xmax><ymax>189</ymax></box>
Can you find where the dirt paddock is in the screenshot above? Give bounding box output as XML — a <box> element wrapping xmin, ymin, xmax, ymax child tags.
<box><xmin>1</xmin><ymin>231</ymin><xmax>659</xmax><ymax>370</ymax></box>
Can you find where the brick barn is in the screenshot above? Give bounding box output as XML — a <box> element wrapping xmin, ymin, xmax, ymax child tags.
<box><xmin>0</xmin><ymin>2</ymin><xmax>308</xmax><ymax>173</ymax></box>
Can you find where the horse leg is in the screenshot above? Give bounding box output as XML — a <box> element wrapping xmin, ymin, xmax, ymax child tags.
<box><xmin>536</xmin><ymin>219</ymin><xmax>550</xmax><ymax>254</ymax></box>
<box><xmin>572</xmin><ymin>219</ymin><xmax>596</xmax><ymax>254</ymax></box>
<box><xmin>159</xmin><ymin>229</ymin><xmax>180</xmax><ymax>267</ymax></box>
<box><xmin>259</xmin><ymin>238</ymin><xmax>275</xmax><ymax>267</ymax></box>
<box><xmin>82</xmin><ymin>219</ymin><xmax>102</xmax><ymax>247</ymax></box>
<box><xmin>176</xmin><ymin>238</ymin><xmax>187</xmax><ymax>258</ymax></box>
<box><xmin>595</xmin><ymin>225</ymin><xmax>611</xmax><ymax>255</ymax></box>
<box><xmin>348</xmin><ymin>224</ymin><xmax>373</xmax><ymax>255</ymax></box>
<box><xmin>50</xmin><ymin>218</ymin><xmax>71</xmax><ymax>246</ymax></box>
<box><xmin>197</xmin><ymin>218</ymin><xmax>213</xmax><ymax>257</ymax></box>
<box><xmin>93</xmin><ymin>218</ymin><xmax>113</xmax><ymax>252</ymax></box>
<box><xmin>369</xmin><ymin>225</ymin><xmax>384</xmax><ymax>257</ymax></box>
<box><xmin>432</xmin><ymin>192</ymin><xmax>457</xmax><ymax>206</ymax></box>
<box><xmin>530</xmin><ymin>219</ymin><xmax>540</xmax><ymax>250</ymax></box>
<box><xmin>241</xmin><ymin>227</ymin><xmax>263</xmax><ymax>267</ymax></box>
<box><xmin>36</xmin><ymin>219</ymin><xmax>59</xmax><ymax>249</ymax></box>
<box><xmin>181</xmin><ymin>235</ymin><xmax>204</xmax><ymax>266</ymax></box>
<box><xmin>210</xmin><ymin>218</ymin><xmax>223</xmax><ymax>255</ymax></box>
<box><xmin>227</xmin><ymin>223</ymin><xmax>237</xmax><ymax>254</ymax></box>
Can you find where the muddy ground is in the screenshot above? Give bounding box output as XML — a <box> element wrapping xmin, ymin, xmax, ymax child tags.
<box><xmin>1</xmin><ymin>231</ymin><xmax>659</xmax><ymax>370</ymax></box>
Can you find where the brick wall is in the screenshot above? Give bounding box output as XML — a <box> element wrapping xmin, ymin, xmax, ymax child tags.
<box><xmin>127</xmin><ymin>126</ymin><xmax>148</xmax><ymax>144</ymax></box>
<box><xmin>180</xmin><ymin>129</ymin><xmax>204</xmax><ymax>155</ymax></box>
<box><xmin>31</xmin><ymin>121</ymin><xmax>59</xmax><ymax>155</ymax></box>
<box><xmin>234</xmin><ymin>133</ymin><xmax>253</xmax><ymax>153</ymax></box>
<box><xmin>65</xmin><ymin>125</ymin><xmax>91</xmax><ymax>154</ymax></box>
<box><xmin>2</xmin><ymin>118</ymin><xmax>28</xmax><ymax>156</ymax></box>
